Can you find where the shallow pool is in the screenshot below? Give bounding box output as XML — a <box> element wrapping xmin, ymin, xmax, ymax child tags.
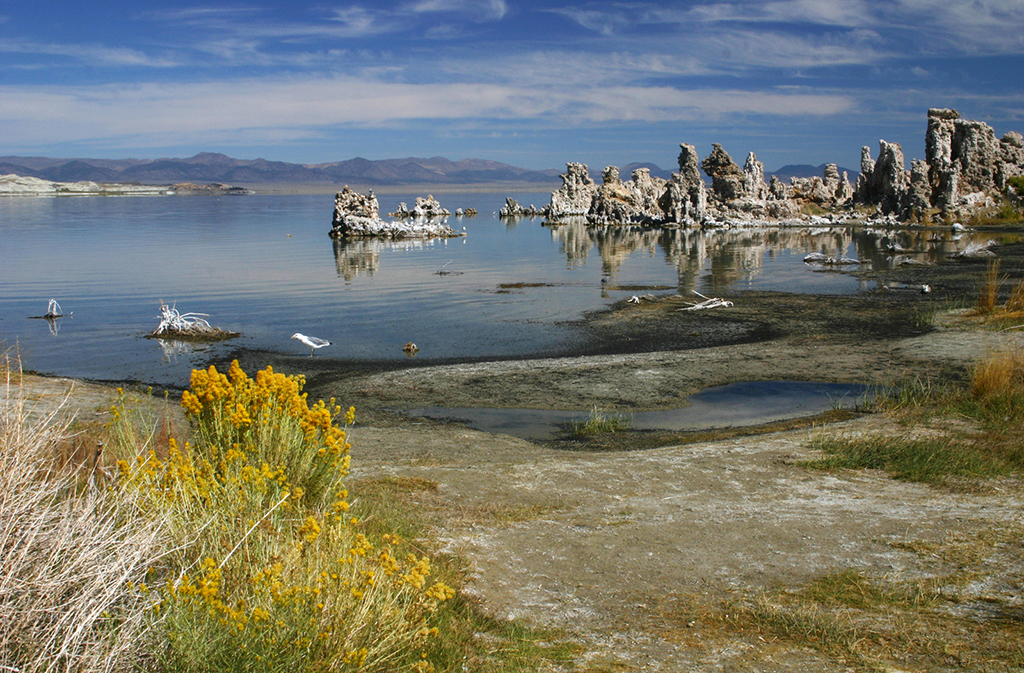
<box><xmin>408</xmin><ymin>380</ymin><xmax>872</xmax><ymax>440</ymax></box>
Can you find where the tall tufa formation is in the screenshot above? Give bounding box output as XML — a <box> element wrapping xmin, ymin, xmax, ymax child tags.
<box><xmin>854</xmin><ymin>140</ymin><xmax>910</xmax><ymax>215</ymax></box>
<box><xmin>548</xmin><ymin>162</ymin><xmax>598</xmax><ymax>218</ymax></box>
<box><xmin>538</xmin><ymin>109</ymin><xmax>1024</xmax><ymax>227</ymax></box>
<box><xmin>658</xmin><ymin>143</ymin><xmax>708</xmax><ymax>226</ymax></box>
<box><xmin>925</xmin><ymin>108</ymin><xmax>1024</xmax><ymax>218</ymax></box>
<box><xmin>587</xmin><ymin>166</ymin><xmax>668</xmax><ymax>225</ymax></box>
<box><xmin>854</xmin><ymin>108</ymin><xmax>1024</xmax><ymax>220</ymax></box>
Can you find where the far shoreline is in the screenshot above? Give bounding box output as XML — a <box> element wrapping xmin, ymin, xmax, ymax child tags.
<box><xmin>235</xmin><ymin>181</ymin><xmax>561</xmax><ymax>195</ymax></box>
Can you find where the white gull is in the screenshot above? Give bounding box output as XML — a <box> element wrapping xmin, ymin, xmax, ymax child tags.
<box><xmin>291</xmin><ymin>332</ymin><xmax>332</xmax><ymax>356</ymax></box>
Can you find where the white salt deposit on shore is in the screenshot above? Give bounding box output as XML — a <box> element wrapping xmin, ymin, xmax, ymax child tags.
<box><xmin>0</xmin><ymin>174</ymin><xmax>172</xmax><ymax>196</ymax></box>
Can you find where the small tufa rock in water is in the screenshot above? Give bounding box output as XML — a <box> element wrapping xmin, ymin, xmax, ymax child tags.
<box><xmin>949</xmin><ymin>240</ymin><xmax>998</xmax><ymax>258</ymax></box>
<box><xmin>403</xmin><ymin>342</ymin><xmax>419</xmax><ymax>356</ymax></box>
<box><xmin>150</xmin><ymin>301</ymin><xmax>238</xmax><ymax>341</ymax></box>
<box><xmin>29</xmin><ymin>298</ymin><xmax>72</xmax><ymax>322</ymax></box>
<box><xmin>390</xmin><ymin>195</ymin><xmax>451</xmax><ymax>219</ymax></box>
<box><xmin>803</xmin><ymin>252</ymin><xmax>863</xmax><ymax>265</ymax></box>
<box><xmin>331</xmin><ymin>186</ymin><xmax>464</xmax><ymax>239</ymax></box>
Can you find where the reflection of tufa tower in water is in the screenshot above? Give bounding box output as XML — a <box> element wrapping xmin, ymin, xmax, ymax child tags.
<box><xmin>551</xmin><ymin>221</ymin><xmax>860</xmax><ymax>292</ymax></box>
<box><xmin>332</xmin><ymin>238</ymin><xmax>382</xmax><ymax>281</ymax></box>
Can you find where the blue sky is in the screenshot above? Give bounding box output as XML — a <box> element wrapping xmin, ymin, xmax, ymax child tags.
<box><xmin>1</xmin><ymin>0</ymin><xmax>1022</xmax><ymax>172</ymax></box>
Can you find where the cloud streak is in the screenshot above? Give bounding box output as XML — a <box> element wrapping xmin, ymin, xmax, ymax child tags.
<box><xmin>0</xmin><ymin>0</ymin><xmax>1020</xmax><ymax>165</ymax></box>
<box><xmin>0</xmin><ymin>38</ymin><xmax>179</xmax><ymax>67</ymax></box>
<box><xmin>555</xmin><ymin>0</ymin><xmax>1024</xmax><ymax>55</ymax></box>
<box><xmin>0</xmin><ymin>75</ymin><xmax>854</xmax><ymax>147</ymax></box>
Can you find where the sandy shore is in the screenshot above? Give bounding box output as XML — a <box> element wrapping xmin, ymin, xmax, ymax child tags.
<box><xmin>7</xmin><ymin>236</ymin><xmax>1024</xmax><ymax>671</ymax></box>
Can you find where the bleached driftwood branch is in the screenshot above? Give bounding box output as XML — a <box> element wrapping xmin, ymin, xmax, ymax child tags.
<box><xmin>151</xmin><ymin>301</ymin><xmax>240</xmax><ymax>341</ymax></box>
<box><xmin>153</xmin><ymin>301</ymin><xmax>216</xmax><ymax>336</ymax></box>
<box><xmin>803</xmin><ymin>252</ymin><xmax>863</xmax><ymax>265</ymax></box>
<box><xmin>44</xmin><ymin>298</ymin><xmax>63</xmax><ymax>319</ymax></box>
<box><xmin>679</xmin><ymin>290</ymin><xmax>734</xmax><ymax>311</ymax></box>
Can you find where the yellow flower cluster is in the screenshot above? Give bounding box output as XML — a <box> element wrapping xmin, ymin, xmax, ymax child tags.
<box><xmin>163</xmin><ymin>558</ymin><xmax>251</xmax><ymax>633</ymax></box>
<box><xmin>113</xmin><ymin>361</ymin><xmax>455</xmax><ymax>671</ymax></box>
<box><xmin>177</xmin><ymin>361</ymin><xmax>354</xmax><ymax>506</ymax></box>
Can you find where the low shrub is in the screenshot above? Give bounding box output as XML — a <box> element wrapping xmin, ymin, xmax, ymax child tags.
<box><xmin>1008</xmin><ymin>175</ymin><xmax>1024</xmax><ymax>198</ymax></box>
<box><xmin>976</xmin><ymin>259</ymin><xmax>1004</xmax><ymax>314</ymax></box>
<box><xmin>112</xmin><ymin>361</ymin><xmax>456</xmax><ymax>672</ymax></box>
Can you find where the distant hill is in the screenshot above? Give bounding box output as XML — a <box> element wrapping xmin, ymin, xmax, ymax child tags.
<box><xmin>769</xmin><ymin>163</ymin><xmax>860</xmax><ymax>182</ymax></box>
<box><xmin>0</xmin><ymin>152</ymin><xmax>563</xmax><ymax>187</ymax></box>
<box><xmin>0</xmin><ymin>154</ymin><xmax>861</xmax><ymax>188</ymax></box>
<box><xmin>580</xmin><ymin>162</ymin><xmax>858</xmax><ymax>184</ymax></box>
<box><xmin>619</xmin><ymin>163</ymin><xmax>675</xmax><ymax>180</ymax></box>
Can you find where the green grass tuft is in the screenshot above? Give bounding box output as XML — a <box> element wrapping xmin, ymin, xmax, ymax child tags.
<box><xmin>569</xmin><ymin>406</ymin><xmax>631</xmax><ymax>436</ymax></box>
<box><xmin>805</xmin><ymin>434</ymin><xmax>1014</xmax><ymax>483</ymax></box>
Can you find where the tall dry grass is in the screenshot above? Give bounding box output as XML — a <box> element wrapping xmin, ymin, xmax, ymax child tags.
<box><xmin>970</xmin><ymin>345</ymin><xmax>1024</xmax><ymax>400</ymax></box>
<box><xmin>1006</xmin><ymin>276</ymin><xmax>1024</xmax><ymax>313</ymax></box>
<box><xmin>976</xmin><ymin>258</ymin><xmax>1005</xmax><ymax>314</ymax></box>
<box><xmin>0</xmin><ymin>363</ymin><xmax>165</xmax><ymax>672</ymax></box>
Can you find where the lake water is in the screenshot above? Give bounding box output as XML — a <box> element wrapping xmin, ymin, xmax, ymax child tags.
<box><xmin>0</xmin><ymin>191</ymin><xmax>992</xmax><ymax>387</ymax></box>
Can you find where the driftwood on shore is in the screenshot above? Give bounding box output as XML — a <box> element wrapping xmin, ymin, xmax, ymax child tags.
<box><xmin>679</xmin><ymin>291</ymin><xmax>734</xmax><ymax>311</ymax></box>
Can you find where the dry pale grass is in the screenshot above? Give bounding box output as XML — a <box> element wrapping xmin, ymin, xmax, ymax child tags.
<box><xmin>977</xmin><ymin>259</ymin><xmax>1006</xmax><ymax>314</ymax></box>
<box><xmin>1007</xmin><ymin>277</ymin><xmax>1024</xmax><ymax>313</ymax></box>
<box><xmin>970</xmin><ymin>345</ymin><xmax>1024</xmax><ymax>399</ymax></box>
<box><xmin>0</xmin><ymin>368</ymin><xmax>165</xmax><ymax>673</ymax></box>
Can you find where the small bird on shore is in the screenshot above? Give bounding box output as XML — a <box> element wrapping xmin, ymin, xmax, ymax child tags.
<box><xmin>291</xmin><ymin>332</ymin><xmax>332</xmax><ymax>356</ymax></box>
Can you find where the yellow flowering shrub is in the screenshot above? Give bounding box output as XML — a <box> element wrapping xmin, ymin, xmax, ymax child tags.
<box><xmin>178</xmin><ymin>361</ymin><xmax>351</xmax><ymax>505</ymax></box>
<box><xmin>114</xmin><ymin>361</ymin><xmax>453</xmax><ymax>673</ymax></box>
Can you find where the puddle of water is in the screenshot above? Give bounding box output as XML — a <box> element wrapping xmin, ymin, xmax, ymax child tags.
<box><xmin>408</xmin><ymin>380</ymin><xmax>871</xmax><ymax>441</ymax></box>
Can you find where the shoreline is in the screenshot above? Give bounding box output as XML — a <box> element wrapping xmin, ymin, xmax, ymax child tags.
<box><xmin>8</xmin><ymin>249</ymin><xmax>1024</xmax><ymax>670</ymax></box>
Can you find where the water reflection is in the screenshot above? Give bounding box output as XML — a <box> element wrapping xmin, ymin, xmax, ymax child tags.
<box><xmin>546</xmin><ymin>221</ymin><xmax>1013</xmax><ymax>294</ymax></box>
<box><xmin>152</xmin><ymin>337</ymin><xmax>210</xmax><ymax>364</ymax></box>
<box><xmin>332</xmin><ymin>237</ymin><xmax>454</xmax><ymax>281</ymax></box>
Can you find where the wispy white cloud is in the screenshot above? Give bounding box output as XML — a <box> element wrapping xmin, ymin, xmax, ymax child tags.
<box><xmin>554</xmin><ymin>0</ymin><xmax>1024</xmax><ymax>55</ymax></box>
<box><xmin>160</xmin><ymin>1</ymin><xmax>507</xmax><ymax>44</ymax></box>
<box><xmin>696</xmin><ymin>29</ymin><xmax>886</xmax><ymax>68</ymax></box>
<box><xmin>0</xmin><ymin>76</ymin><xmax>855</xmax><ymax>149</ymax></box>
<box><xmin>547</xmin><ymin>7</ymin><xmax>631</xmax><ymax>36</ymax></box>
<box><xmin>405</xmin><ymin>0</ymin><xmax>508</xmax><ymax>21</ymax></box>
<box><xmin>888</xmin><ymin>0</ymin><xmax>1024</xmax><ymax>53</ymax></box>
<box><xmin>0</xmin><ymin>38</ymin><xmax>179</xmax><ymax>67</ymax></box>
<box><xmin>439</xmin><ymin>50</ymin><xmax>717</xmax><ymax>87</ymax></box>
<box><xmin>671</xmin><ymin>0</ymin><xmax>875</xmax><ymax>28</ymax></box>
<box><xmin>323</xmin><ymin>6</ymin><xmax>402</xmax><ymax>37</ymax></box>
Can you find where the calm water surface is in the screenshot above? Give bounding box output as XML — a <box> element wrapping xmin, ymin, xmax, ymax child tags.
<box><xmin>0</xmin><ymin>192</ymin><xmax>988</xmax><ymax>386</ymax></box>
<box><xmin>409</xmin><ymin>380</ymin><xmax>872</xmax><ymax>440</ymax></box>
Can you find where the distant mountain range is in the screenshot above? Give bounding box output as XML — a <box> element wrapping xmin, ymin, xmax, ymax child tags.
<box><xmin>0</xmin><ymin>153</ymin><xmax>858</xmax><ymax>187</ymax></box>
<box><xmin>0</xmin><ymin>152</ymin><xmax>563</xmax><ymax>187</ymax></box>
<box><xmin>769</xmin><ymin>163</ymin><xmax>860</xmax><ymax>182</ymax></box>
<box><xmin>589</xmin><ymin>162</ymin><xmax>860</xmax><ymax>183</ymax></box>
